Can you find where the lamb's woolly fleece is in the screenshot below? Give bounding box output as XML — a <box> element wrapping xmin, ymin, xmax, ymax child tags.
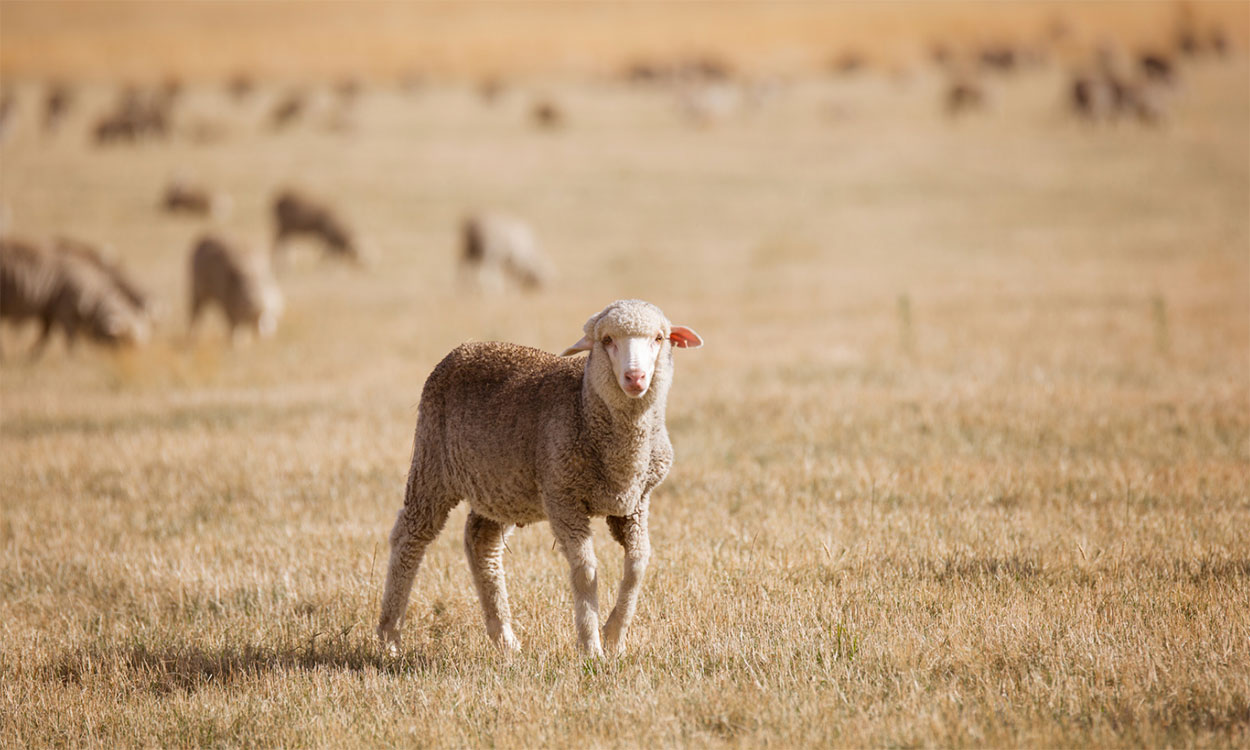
<box><xmin>377</xmin><ymin>299</ymin><xmax>695</xmax><ymax>657</ymax></box>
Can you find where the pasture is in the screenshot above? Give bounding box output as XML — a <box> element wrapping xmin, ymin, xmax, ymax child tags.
<box><xmin>2</xmin><ymin>6</ymin><xmax>1249</xmax><ymax>747</ymax></box>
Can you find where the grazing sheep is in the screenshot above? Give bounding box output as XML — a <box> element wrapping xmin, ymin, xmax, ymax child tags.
<box><xmin>92</xmin><ymin>86</ymin><xmax>170</xmax><ymax>144</ymax></box>
<box><xmin>460</xmin><ymin>212</ymin><xmax>549</xmax><ymax>292</ymax></box>
<box><xmin>945</xmin><ymin>77</ymin><xmax>986</xmax><ymax>116</ymax></box>
<box><xmin>1139</xmin><ymin>52</ymin><xmax>1177</xmax><ymax>85</ymax></box>
<box><xmin>43</xmin><ymin>81</ymin><xmax>73</xmax><ymax>134</ymax></box>
<box><xmin>227</xmin><ymin>72</ymin><xmax>255</xmax><ymax>101</ymax></box>
<box><xmin>678</xmin><ymin>81</ymin><xmax>743</xmax><ymax>127</ymax></box>
<box><xmin>162</xmin><ymin>177</ymin><xmax>232</xmax><ymax>220</ymax></box>
<box><xmin>1070</xmin><ymin>72</ymin><xmax>1105</xmax><ymax>120</ymax></box>
<box><xmin>51</xmin><ymin>236</ymin><xmax>155</xmax><ymax>319</ymax></box>
<box><xmin>0</xmin><ymin>91</ymin><xmax>15</xmax><ymax>142</ymax></box>
<box><xmin>1</xmin><ymin>237</ymin><xmax>150</xmax><ymax>359</ymax></box>
<box><xmin>270</xmin><ymin>90</ymin><xmax>306</xmax><ymax>129</ymax></box>
<box><xmin>188</xmin><ymin>233</ymin><xmax>283</xmax><ymax>342</ymax></box>
<box><xmin>531</xmin><ymin>97</ymin><xmax>564</xmax><ymax>129</ymax></box>
<box><xmin>478</xmin><ymin>76</ymin><xmax>507</xmax><ymax>104</ymax></box>
<box><xmin>978</xmin><ymin>45</ymin><xmax>1018</xmax><ymax>72</ymax></box>
<box><xmin>1069</xmin><ymin>67</ymin><xmax>1165</xmax><ymax>125</ymax></box>
<box><xmin>831</xmin><ymin>51</ymin><xmax>866</xmax><ymax>76</ymax></box>
<box><xmin>334</xmin><ymin>77</ymin><xmax>363</xmax><ymax>103</ymax></box>
<box><xmin>272</xmin><ymin>188</ymin><xmax>364</xmax><ymax>266</ymax></box>
<box><xmin>378</xmin><ymin>299</ymin><xmax>703</xmax><ymax>657</ymax></box>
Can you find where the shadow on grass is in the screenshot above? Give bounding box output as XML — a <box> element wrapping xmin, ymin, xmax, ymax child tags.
<box><xmin>46</xmin><ymin>635</ymin><xmax>435</xmax><ymax>694</ymax></box>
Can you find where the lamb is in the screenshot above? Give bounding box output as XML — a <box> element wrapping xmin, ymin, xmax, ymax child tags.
<box><xmin>188</xmin><ymin>233</ymin><xmax>283</xmax><ymax>342</ymax></box>
<box><xmin>460</xmin><ymin>212</ymin><xmax>550</xmax><ymax>292</ymax></box>
<box><xmin>378</xmin><ymin>300</ymin><xmax>702</xmax><ymax>657</ymax></box>
<box><xmin>0</xmin><ymin>237</ymin><xmax>151</xmax><ymax>359</ymax></box>
<box><xmin>272</xmin><ymin>188</ymin><xmax>365</xmax><ymax>266</ymax></box>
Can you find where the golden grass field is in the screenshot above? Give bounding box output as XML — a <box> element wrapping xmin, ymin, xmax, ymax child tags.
<box><xmin>2</xmin><ymin>3</ymin><xmax>1249</xmax><ymax>748</ymax></box>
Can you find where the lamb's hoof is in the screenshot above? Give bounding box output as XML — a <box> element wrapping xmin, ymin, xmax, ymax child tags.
<box><xmin>496</xmin><ymin>628</ymin><xmax>522</xmax><ymax>655</ymax></box>
<box><xmin>378</xmin><ymin>625</ymin><xmax>401</xmax><ymax>657</ymax></box>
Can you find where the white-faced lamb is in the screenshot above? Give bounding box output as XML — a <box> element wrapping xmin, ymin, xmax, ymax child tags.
<box><xmin>378</xmin><ymin>299</ymin><xmax>703</xmax><ymax>657</ymax></box>
<box><xmin>188</xmin><ymin>233</ymin><xmax>283</xmax><ymax>343</ymax></box>
<box><xmin>460</xmin><ymin>212</ymin><xmax>550</xmax><ymax>292</ymax></box>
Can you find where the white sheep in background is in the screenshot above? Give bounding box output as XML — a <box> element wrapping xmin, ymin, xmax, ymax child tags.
<box><xmin>459</xmin><ymin>212</ymin><xmax>550</xmax><ymax>292</ymax></box>
<box><xmin>378</xmin><ymin>299</ymin><xmax>703</xmax><ymax>657</ymax></box>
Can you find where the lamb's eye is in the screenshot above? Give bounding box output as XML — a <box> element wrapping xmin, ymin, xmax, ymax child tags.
<box><xmin>601</xmin><ymin>336</ymin><xmax>612</xmax><ymax>346</ymax></box>
<box><xmin>655</xmin><ymin>334</ymin><xmax>664</xmax><ymax>342</ymax></box>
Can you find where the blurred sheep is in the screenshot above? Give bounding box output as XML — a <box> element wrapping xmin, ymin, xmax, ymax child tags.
<box><xmin>162</xmin><ymin>177</ymin><xmax>233</xmax><ymax>220</ymax></box>
<box><xmin>270</xmin><ymin>90</ymin><xmax>306</xmax><ymax>129</ymax></box>
<box><xmin>43</xmin><ymin>81</ymin><xmax>73</xmax><ymax>134</ymax></box>
<box><xmin>1</xmin><ymin>237</ymin><xmax>151</xmax><ymax>359</ymax></box>
<box><xmin>678</xmin><ymin>81</ymin><xmax>743</xmax><ymax>127</ymax></box>
<box><xmin>51</xmin><ymin>236</ymin><xmax>156</xmax><ymax>320</ymax></box>
<box><xmin>188</xmin><ymin>233</ymin><xmax>283</xmax><ymax>343</ymax></box>
<box><xmin>93</xmin><ymin>86</ymin><xmax>171</xmax><ymax>144</ymax></box>
<box><xmin>272</xmin><ymin>188</ymin><xmax>366</xmax><ymax>266</ymax></box>
<box><xmin>227</xmin><ymin>72</ymin><xmax>255</xmax><ymax>101</ymax></box>
<box><xmin>531</xmin><ymin>97</ymin><xmax>564</xmax><ymax>129</ymax></box>
<box><xmin>461</xmin><ymin>212</ymin><xmax>550</xmax><ymax>292</ymax></box>
<box><xmin>0</xmin><ymin>91</ymin><xmax>14</xmax><ymax>142</ymax></box>
<box><xmin>945</xmin><ymin>77</ymin><xmax>987</xmax><ymax>117</ymax></box>
<box><xmin>1069</xmin><ymin>65</ymin><xmax>1167</xmax><ymax>125</ymax></box>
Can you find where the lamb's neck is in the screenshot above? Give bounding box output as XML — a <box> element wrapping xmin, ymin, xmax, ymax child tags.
<box><xmin>582</xmin><ymin>383</ymin><xmax>666</xmax><ymax>478</ymax></box>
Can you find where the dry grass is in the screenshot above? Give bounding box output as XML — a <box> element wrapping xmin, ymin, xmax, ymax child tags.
<box><xmin>2</xmin><ymin>8</ymin><xmax>1249</xmax><ymax>748</ymax></box>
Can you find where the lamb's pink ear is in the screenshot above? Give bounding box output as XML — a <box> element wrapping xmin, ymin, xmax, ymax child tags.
<box><xmin>559</xmin><ymin>335</ymin><xmax>593</xmax><ymax>356</ymax></box>
<box><xmin>669</xmin><ymin>326</ymin><xmax>703</xmax><ymax>349</ymax></box>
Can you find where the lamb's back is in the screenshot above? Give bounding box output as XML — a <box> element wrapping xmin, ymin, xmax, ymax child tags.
<box><xmin>418</xmin><ymin>341</ymin><xmax>584</xmax><ymax>519</ymax></box>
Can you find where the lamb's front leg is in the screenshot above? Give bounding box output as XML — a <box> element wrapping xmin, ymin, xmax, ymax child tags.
<box><xmin>550</xmin><ymin>514</ymin><xmax>602</xmax><ymax>657</ymax></box>
<box><xmin>604</xmin><ymin>506</ymin><xmax>651</xmax><ymax>655</ymax></box>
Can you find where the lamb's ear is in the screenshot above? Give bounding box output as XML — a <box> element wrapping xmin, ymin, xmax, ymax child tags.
<box><xmin>559</xmin><ymin>335</ymin><xmax>593</xmax><ymax>356</ymax></box>
<box><xmin>669</xmin><ymin>325</ymin><xmax>703</xmax><ymax>349</ymax></box>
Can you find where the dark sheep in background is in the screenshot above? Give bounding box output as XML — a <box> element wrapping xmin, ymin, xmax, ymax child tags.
<box><xmin>270</xmin><ymin>90</ymin><xmax>306</xmax><ymax>129</ymax></box>
<box><xmin>43</xmin><ymin>81</ymin><xmax>73</xmax><ymax>134</ymax></box>
<box><xmin>188</xmin><ymin>233</ymin><xmax>283</xmax><ymax>342</ymax></box>
<box><xmin>272</xmin><ymin>188</ymin><xmax>365</xmax><ymax>266</ymax></box>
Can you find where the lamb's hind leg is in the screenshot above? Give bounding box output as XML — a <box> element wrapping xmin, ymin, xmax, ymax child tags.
<box><xmin>464</xmin><ymin>511</ymin><xmax>521</xmax><ymax>653</ymax></box>
<box><xmin>377</xmin><ymin>491</ymin><xmax>454</xmax><ymax>654</ymax></box>
<box><xmin>603</xmin><ymin>507</ymin><xmax>651</xmax><ymax>655</ymax></box>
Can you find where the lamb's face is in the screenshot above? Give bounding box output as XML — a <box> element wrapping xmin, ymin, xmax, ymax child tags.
<box><xmin>561</xmin><ymin>299</ymin><xmax>703</xmax><ymax>400</ymax></box>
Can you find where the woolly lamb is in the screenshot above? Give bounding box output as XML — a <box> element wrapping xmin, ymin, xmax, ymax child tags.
<box><xmin>188</xmin><ymin>233</ymin><xmax>283</xmax><ymax>342</ymax></box>
<box><xmin>378</xmin><ymin>299</ymin><xmax>703</xmax><ymax>657</ymax></box>
<box><xmin>460</xmin><ymin>212</ymin><xmax>549</xmax><ymax>292</ymax></box>
<box><xmin>272</xmin><ymin>188</ymin><xmax>364</xmax><ymax>266</ymax></box>
<box><xmin>0</xmin><ymin>237</ymin><xmax>150</xmax><ymax>359</ymax></box>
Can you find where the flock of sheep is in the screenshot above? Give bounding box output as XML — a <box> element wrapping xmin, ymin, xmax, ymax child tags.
<box><xmin>0</xmin><ymin>175</ymin><xmax>549</xmax><ymax>357</ymax></box>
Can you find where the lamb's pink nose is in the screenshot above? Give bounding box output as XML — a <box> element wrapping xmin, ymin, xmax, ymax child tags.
<box><xmin>623</xmin><ymin>370</ymin><xmax>647</xmax><ymax>392</ymax></box>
